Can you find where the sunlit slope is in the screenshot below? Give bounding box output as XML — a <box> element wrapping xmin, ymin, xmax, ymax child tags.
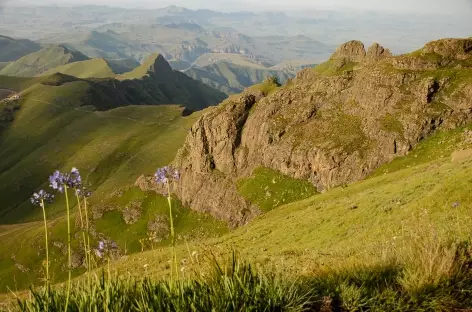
<box><xmin>109</xmin><ymin>124</ymin><xmax>472</xmax><ymax>278</ymax></box>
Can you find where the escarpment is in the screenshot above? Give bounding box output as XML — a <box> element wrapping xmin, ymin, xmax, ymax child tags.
<box><xmin>138</xmin><ymin>38</ymin><xmax>472</xmax><ymax>227</ymax></box>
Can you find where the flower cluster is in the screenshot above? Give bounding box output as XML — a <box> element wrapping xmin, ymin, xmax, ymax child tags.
<box><xmin>30</xmin><ymin>190</ymin><xmax>54</xmax><ymax>206</ymax></box>
<box><xmin>49</xmin><ymin>167</ymin><xmax>82</xmax><ymax>193</ymax></box>
<box><xmin>154</xmin><ymin>166</ymin><xmax>180</xmax><ymax>185</ymax></box>
<box><xmin>95</xmin><ymin>240</ymin><xmax>118</xmax><ymax>259</ymax></box>
<box><xmin>75</xmin><ymin>186</ymin><xmax>93</xmax><ymax>198</ymax></box>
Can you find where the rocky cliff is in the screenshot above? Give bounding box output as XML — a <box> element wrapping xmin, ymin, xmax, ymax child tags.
<box><xmin>138</xmin><ymin>38</ymin><xmax>472</xmax><ymax>227</ymax></box>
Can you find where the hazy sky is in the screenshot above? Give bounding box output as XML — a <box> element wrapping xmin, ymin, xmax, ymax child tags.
<box><xmin>3</xmin><ymin>0</ymin><xmax>472</xmax><ymax>13</ymax></box>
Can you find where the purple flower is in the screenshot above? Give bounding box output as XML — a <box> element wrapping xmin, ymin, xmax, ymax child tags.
<box><xmin>67</xmin><ymin>167</ymin><xmax>82</xmax><ymax>189</ymax></box>
<box><xmin>48</xmin><ymin>168</ymin><xmax>83</xmax><ymax>193</ymax></box>
<box><xmin>154</xmin><ymin>166</ymin><xmax>180</xmax><ymax>185</ymax></box>
<box><xmin>31</xmin><ymin>190</ymin><xmax>54</xmax><ymax>206</ymax></box>
<box><xmin>98</xmin><ymin>241</ymin><xmax>105</xmax><ymax>251</ymax></box>
<box><xmin>75</xmin><ymin>187</ymin><xmax>93</xmax><ymax>198</ymax></box>
<box><xmin>49</xmin><ymin>170</ymin><xmax>65</xmax><ymax>193</ymax></box>
<box><xmin>95</xmin><ymin>240</ymin><xmax>118</xmax><ymax>259</ymax></box>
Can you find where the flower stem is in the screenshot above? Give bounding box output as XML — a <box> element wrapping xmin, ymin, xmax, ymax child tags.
<box><xmin>167</xmin><ymin>182</ymin><xmax>178</xmax><ymax>280</ymax></box>
<box><xmin>64</xmin><ymin>185</ymin><xmax>71</xmax><ymax>312</ymax></box>
<box><xmin>75</xmin><ymin>192</ymin><xmax>90</xmax><ymax>285</ymax></box>
<box><xmin>84</xmin><ymin>198</ymin><xmax>91</xmax><ymax>272</ymax></box>
<box><xmin>41</xmin><ymin>199</ymin><xmax>49</xmax><ymax>310</ymax></box>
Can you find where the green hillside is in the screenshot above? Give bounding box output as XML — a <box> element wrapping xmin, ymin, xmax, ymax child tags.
<box><xmin>0</xmin><ymin>35</ymin><xmax>41</xmax><ymax>62</ymax></box>
<box><xmin>0</xmin><ymin>64</ymin><xmax>227</xmax><ymax>290</ymax></box>
<box><xmin>0</xmin><ymin>45</ymin><xmax>89</xmax><ymax>77</ymax></box>
<box><xmin>100</xmin><ymin>123</ymin><xmax>472</xmax><ymax>311</ymax></box>
<box><xmin>184</xmin><ymin>61</ymin><xmax>293</xmax><ymax>94</ymax></box>
<box><xmin>40</xmin><ymin>58</ymin><xmax>117</xmax><ymax>78</ymax></box>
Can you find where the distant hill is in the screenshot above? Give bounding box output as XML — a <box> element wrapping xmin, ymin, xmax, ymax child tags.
<box><xmin>0</xmin><ymin>54</ymin><xmax>226</xmax><ymax>222</ymax></box>
<box><xmin>0</xmin><ymin>45</ymin><xmax>89</xmax><ymax>77</ymax></box>
<box><xmin>39</xmin><ymin>58</ymin><xmax>139</xmax><ymax>79</ymax></box>
<box><xmin>40</xmin><ymin>58</ymin><xmax>116</xmax><ymax>78</ymax></box>
<box><xmin>0</xmin><ymin>35</ymin><xmax>41</xmax><ymax>62</ymax></box>
<box><xmin>184</xmin><ymin>61</ymin><xmax>293</xmax><ymax>94</ymax></box>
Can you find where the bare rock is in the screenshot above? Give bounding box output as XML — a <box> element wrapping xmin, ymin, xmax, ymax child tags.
<box><xmin>423</xmin><ymin>38</ymin><xmax>472</xmax><ymax>60</ymax></box>
<box><xmin>331</xmin><ymin>40</ymin><xmax>366</xmax><ymax>63</ymax></box>
<box><xmin>147</xmin><ymin>215</ymin><xmax>170</xmax><ymax>242</ymax></box>
<box><xmin>122</xmin><ymin>201</ymin><xmax>142</xmax><ymax>225</ymax></box>
<box><xmin>366</xmin><ymin>43</ymin><xmax>392</xmax><ymax>61</ymax></box>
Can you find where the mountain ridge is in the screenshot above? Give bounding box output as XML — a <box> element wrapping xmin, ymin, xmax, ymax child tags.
<box><xmin>136</xmin><ymin>37</ymin><xmax>472</xmax><ymax>227</ymax></box>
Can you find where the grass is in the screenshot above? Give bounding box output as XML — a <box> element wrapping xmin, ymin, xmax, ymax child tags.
<box><xmin>0</xmin><ymin>46</ymin><xmax>89</xmax><ymax>77</ymax></box>
<box><xmin>100</xmin><ymin>125</ymin><xmax>472</xmax><ymax>300</ymax></box>
<box><xmin>312</xmin><ymin>60</ymin><xmax>357</xmax><ymax>76</ymax></box>
<box><xmin>237</xmin><ymin>167</ymin><xmax>317</xmax><ymax>212</ymax></box>
<box><xmin>94</xmin><ymin>188</ymin><xmax>228</xmax><ymax>254</ymax></box>
<box><xmin>0</xmin><ymin>71</ymin><xmax>226</xmax><ymax>291</ymax></box>
<box><xmin>371</xmin><ymin>123</ymin><xmax>472</xmax><ymax>177</ymax></box>
<box><xmin>380</xmin><ymin>113</ymin><xmax>404</xmax><ymax>134</ymax></box>
<box><xmin>40</xmin><ymin>59</ymin><xmax>117</xmax><ymax>79</ymax></box>
<box><xmin>12</xmin><ymin>237</ymin><xmax>472</xmax><ymax>311</ymax></box>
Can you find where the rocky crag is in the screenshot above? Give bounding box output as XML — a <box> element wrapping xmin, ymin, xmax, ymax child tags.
<box><xmin>137</xmin><ymin>38</ymin><xmax>472</xmax><ymax>227</ymax></box>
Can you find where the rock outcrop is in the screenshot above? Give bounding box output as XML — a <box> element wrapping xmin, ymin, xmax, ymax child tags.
<box><xmin>137</xmin><ymin>38</ymin><xmax>472</xmax><ymax>227</ymax></box>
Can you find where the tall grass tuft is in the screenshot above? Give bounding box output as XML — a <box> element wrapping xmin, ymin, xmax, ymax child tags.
<box><xmin>16</xmin><ymin>256</ymin><xmax>312</xmax><ymax>312</ymax></box>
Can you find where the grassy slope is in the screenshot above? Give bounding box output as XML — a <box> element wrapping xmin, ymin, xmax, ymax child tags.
<box><xmin>0</xmin><ymin>67</ymin><xmax>228</xmax><ymax>291</ymax></box>
<box><xmin>40</xmin><ymin>59</ymin><xmax>116</xmax><ymax>78</ymax></box>
<box><xmin>109</xmin><ymin>124</ymin><xmax>472</xmax><ymax>282</ymax></box>
<box><xmin>184</xmin><ymin>61</ymin><xmax>293</xmax><ymax>94</ymax></box>
<box><xmin>0</xmin><ymin>95</ymin><xmax>227</xmax><ymax>291</ymax></box>
<box><xmin>0</xmin><ymin>46</ymin><xmax>89</xmax><ymax>77</ymax></box>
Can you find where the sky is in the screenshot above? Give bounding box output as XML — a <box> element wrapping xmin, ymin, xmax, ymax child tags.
<box><xmin>2</xmin><ymin>0</ymin><xmax>472</xmax><ymax>14</ymax></box>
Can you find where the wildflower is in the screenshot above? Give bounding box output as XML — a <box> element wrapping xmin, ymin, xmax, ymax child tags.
<box><xmin>154</xmin><ymin>166</ymin><xmax>180</xmax><ymax>185</ymax></box>
<box><xmin>67</xmin><ymin>167</ymin><xmax>82</xmax><ymax>188</ymax></box>
<box><xmin>95</xmin><ymin>240</ymin><xmax>118</xmax><ymax>259</ymax></box>
<box><xmin>30</xmin><ymin>190</ymin><xmax>54</xmax><ymax>206</ymax></box>
<box><xmin>452</xmin><ymin>202</ymin><xmax>460</xmax><ymax>208</ymax></box>
<box><xmin>48</xmin><ymin>168</ymin><xmax>83</xmax><ymax>193</ymax></box>
<box><xmin>49</xmin><ymin>170</ymin><xmax>65</xmax><ymax>193</ymax></box>
<box><xmin>75</xmin><ymin>186</ymin><xmax>92</xmax><ymax>197</ymax></box>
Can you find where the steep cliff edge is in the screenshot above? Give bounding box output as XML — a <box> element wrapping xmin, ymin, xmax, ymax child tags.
<box><xmin>138</xmin><ymin>38</ymin><xmax>472</xmax><ymax>227</ymax></box>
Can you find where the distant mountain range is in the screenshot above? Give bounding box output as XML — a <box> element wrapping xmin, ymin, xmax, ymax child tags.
<box><xmin>0</xmin><ymin>39</ymin><xmax>312</xmax><ymax>94</ymax></box>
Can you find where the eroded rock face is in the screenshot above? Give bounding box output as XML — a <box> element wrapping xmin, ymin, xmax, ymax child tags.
<box><xmin>332</xmin><ymin>40</ymin><xmax>366</xmax><ymax>63</ymax></box>
<box><xmin>137</xmin><ymin>38</ymin><xmax>472</xmax><ymax>227</ymax></box>
<box><xmin>423</xmin><ymin>38</ymin><xmax>472</xmax><ymax>60</ymax></box>
<box><xmin>366</xmin><ymin>43</ymin><xmax>392</xmax><ymax>61</ymax></box>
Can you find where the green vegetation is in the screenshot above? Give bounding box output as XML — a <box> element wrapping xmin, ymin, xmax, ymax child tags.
<box><xmin>40</xmin><ymin>59</ymin><xmax>116</xmax><ymax>78</ymax></box>
<box><xmin>0</xmin><ymin>63</ymin><xmax>226</xmax><ymax>291</ymax></box>
<box><xmin>313</xmin><ymin>59</ymin><xmax>357</xmax><ymax>76</ymax></box>
<box><xmin>0</xmin><ymin>46</ymin><xmax>89</xmax><ymax>77</ymax></box>
<box><xmin>237</xmin><ymin>167</ymin><xmax>317</xmax><ymax>212</ymax></box>
<box><xmin>380</xmin><ymin>113</ymin><xmax>403</xmax><ymax>134</ymax></box>
<box><xmin>185</xmin><ymin>61</ymin><xmax>292</xmax><ymax>94</ymax></box>
<box><xmin>372</xmin><ymin>124</ymin><xmax>472</xmax><ymax>177</ymax></box>
<box><xmin>95</xmin><ymin>188</ymin><xmax>228</xmax><ymax>254</ymax></box>
<box><xmin>16</xmin><ymin>257</ymin><xmax>311</xmax><ymax>311</ymax></box>
<box><xmin>84</xmin><ymin>124</ymin><xmax>472</xmax><ymax>311</ymax></box>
